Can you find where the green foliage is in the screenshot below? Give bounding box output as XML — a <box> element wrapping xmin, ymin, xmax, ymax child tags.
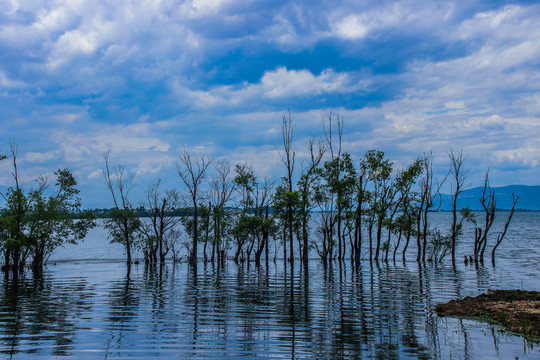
<box><xmin>427</xmin><ymin>229</ymin><xmax>451</xmax><ymax>262</ymax></box>
<box><xmin>361</xmin><ymin>150</ymin><xmax>393</xmax><ymax>184</ymax></box>
<box><xmin>234</xmin><ymin>164</ymin><xmax>257</xmax><ymax>210</ymax></box>
<box><xmin>273</xmin><ymin>184</ymin><xmax>301</xmax><ymax>227</ymax></box>
<box><xmin>452</xmin><ymin>206</ymin><xmax>477</xmax><ymax>243</ymax></box>
<box><xmin>181</xmin><ymin>203</ymin><xmax>211</xmax><ymax>242</ymax></box>
<box><xmin>0</xmin><ymin>168</ymin><xmax>96</xmax><ymax>272</ymax></box>
<box><xmin>104</xmin><ymin>208</ymin><xmax>141</xmax><ymax>247</ymax></box>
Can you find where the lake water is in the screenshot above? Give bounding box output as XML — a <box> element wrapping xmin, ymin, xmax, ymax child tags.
<box><xmin>0</xmin><ymin>212</ymin><xmax>539</xmax><ymax>359</ymax></box>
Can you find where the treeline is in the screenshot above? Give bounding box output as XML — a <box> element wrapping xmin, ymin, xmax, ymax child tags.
<box><xmin>101</xmin><ymin>113</ymin><xmax>518</xmax><ymax>269</ymax></box>
<box><xmin>0</xmin><ymin>113</ymin><xmax>519</xmax><ymax>275</ymax></box>
<box><xmin>84</xmin><ymin>207</ymin><xmax>207</xmax><ymax>219</ymax></box>
<box><xmin>0</xmin><ymin>144</ymin><xmax>96</xmax><ymax>276</ymax></box>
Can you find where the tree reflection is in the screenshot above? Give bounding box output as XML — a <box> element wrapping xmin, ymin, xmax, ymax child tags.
<box><xmin>0</xmin><ymin>259</ymin><xmax>535</xmax><ymax>359</ymax></box>
<box><xmin>104</xmin><ymin>267</ymin><xmax>140</xmax><ymax>357</ymax></box>
<box><xmin>0</xmin><ymin>273</ymin><xmax>95</xmax><ymax>357</ymax></box>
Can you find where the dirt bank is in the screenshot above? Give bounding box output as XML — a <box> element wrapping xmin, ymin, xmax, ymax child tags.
<box><xmin>435</xmin><ymin>289</ymin><xmax>540</xmax><ymax>341</ymax></box>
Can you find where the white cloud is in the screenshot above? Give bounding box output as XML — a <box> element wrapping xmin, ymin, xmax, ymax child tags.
<box><xmin>55</xmin><ymin>130</ymin><xmax>170</xmax><ymax>163</ymax></box>
<box><xmin>330</xmin><ymin>2</ymin><xmax>456</xmax><ymax>41</ymax></box>
<box><xmin>444</xmin><ymin>100</ymin><xmax>465</xmax><ymax>110</ymax></box>
<box><xmin>493</xmin><ymin>147</ymin><xmax>540</xmax><ymax>168</ymax></box>
<box><xmin>261</xmin><ymin>67</ymin><xmax>353</xmax><ymax>98</ymax></box>
<box><xmin>87</xmin><ymin>169</ymin><xmax>102</xmax><ymax>180</ymax></box>
<box><xmin>183</xmin><ymin>67</ymin><xmax>370</xmax><ymax>109</ymax></box>
<box><xmin>1</xmin><ymin>0</ymin><xmax>540</xmax><ymax>203</ymax></box>
<box><xmin>191</xmin><ymin>0</ymin><xmax>230</xmax><ymax>16</ymax></box>
<box><xmin>25</xmin><ymin>151</ymin><xmax>57</xmax><ymax>163</ymax></box>
<box><xmin>334</xmin><ymin>15</ymin><xmax>370</xmax><ymax>40</ymax></box>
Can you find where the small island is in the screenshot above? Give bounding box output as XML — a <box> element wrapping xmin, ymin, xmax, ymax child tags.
<box><xmin>435</xmin><ymin>290</ymin><xmax>540</xmax><ymax>342</ymax></box>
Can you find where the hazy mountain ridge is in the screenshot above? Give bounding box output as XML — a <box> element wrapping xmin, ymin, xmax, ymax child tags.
<box><xmin>440</xmin><ymin>185</ymin><xmax>540</xmax><ymax>211</ymax></box>
<box><xmin>1</xmin><ymin>185</ymin><xmax>538</xmax><ymax>210</ymax></box>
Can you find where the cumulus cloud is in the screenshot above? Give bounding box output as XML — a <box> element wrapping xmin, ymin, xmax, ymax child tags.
<box><xmin>334</xmin><ymin>15</ymin><xmax>370</xmax><ymax>40</ymax></box>
<box><xmin>25</xmin><ymin>151</ymin><xmax>58</xmax><ymax>163</ymax></box>
<box><xmin>1</xmin><ymin>0</ymin><xmax>539</xmax><ymax>205</ymax></box>
<box><xmin>53</xmin><ymin>124</ymin><xmax>170</xmax><ymax>163</ymax></box>
<box><xmin>182</xmin><ymin>67</ymin><xmax>371</xmax><ymax>109</ymax></box>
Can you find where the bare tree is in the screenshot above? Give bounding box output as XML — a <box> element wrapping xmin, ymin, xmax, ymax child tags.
<box><xmin>177</xmin><ymin>150</ymin><xmax>213</xmax><ymax>264</ymax></box>
<box><xmin>491</xmin><ymin>194</ymin><xmax>518</xmax><ymax>265</ymax></box>
<box><xmin>322</xmin><ymin>112</ymin><xmax>347</xmax><ymax>261</ymax></box>
<box><xmin>448</xmin><ymin>148</ymin><xmax>467</xmax><ymax>264</ymax></box>
<box><xmin>416</xmin><ymin>152</ymin><xmax>446</xmax><ymax>262</ymax></box>
<box><xmin>474</xmin><ymin>170</ymin><xmax>496</xmax><ymax>263</ymax></box>
<box><xmin>297</xmin><ymin>137</ymin><xmax>326</xmax><ymax>264</ymax></box>
<box><xmin>1</xmin><ymin>143</ymin><xmax>26</xmax><ymax>273</ymax></box>
<box><xmin>140</xmin><ymin>178</ymin><xmax>184</xmax><ymax>264</ymax></box>
<box><xmin>275</xmin><ymin>110</ymin><xmax>296</xmax><ymax>266</ymax></box>
<box><xmin>209</xmin><ymin>160</ymin><xmax>236</xmax><ymax>264</ymax></box>
<box><xmin>103</xmin><ymin>150</ymin><xmax>140</xmax><ymax>266</ymax></box>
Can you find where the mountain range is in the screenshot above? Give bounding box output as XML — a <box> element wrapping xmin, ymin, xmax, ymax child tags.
<box><xmin>0</xmin><ymin>184</ymin><xmax>538</xmax><ymax>211</ymax></box>
<box><xmin>439</xmin><ymin>185</ymin><xmax>540</xmax><ymax>211</ymax></box>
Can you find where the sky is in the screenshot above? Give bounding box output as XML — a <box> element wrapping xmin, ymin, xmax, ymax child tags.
<box><xmin>0</xmin><ymin>0</ymin><xmax>539</xmax><ymax>208</ymax></box>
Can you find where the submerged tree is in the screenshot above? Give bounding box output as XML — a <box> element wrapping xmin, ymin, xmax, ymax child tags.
<box><xmin>0</xmin><ymin>145</ymin><xmax>95</xmax><ymax>275</ymax></box>
<box><xmin>0</xmin><ymin>145</ymin><xmax>26</xmax><ymax>274</ymax></box>
<box><xmin>383</xmin><ymin>159</ymin><xmax>423</xmax><ymax>262</ymax></box>
<box><xmin>394</xmin><ymin>159</ymin><xmax>423</xmax><ymax>262</ymax></box>
<box><xmin>416</xmin><ymin>152</ymin><xmax>445</xmax><ymax>263</ymax></box>
<box><xmin>103</xmin><ymin>151</ymin><xmax>141</xmax><ymax>266</ymax></box>
<box><xmin>474</xmin><ymin>170</ymin><xmax>496</xmax><ymax>263</ymax></box>
<box><xmin>177</xmin><ymin>150</ymin><xmax>213</xmax><ymax>265</ymax></box>
<box><xmin>297</xmin><ymin>137</ymin><xmax>326</xmax><ymax>264</ymax></box>
<box><xmin>491</xmin><ymin>194</ymin><xmax>519</xmax><ymax>265</ymax></box>
<box><xmin>448</xmin><ymin>148</ymin><xmax>468</xmax><ymax>264</ymax></box>
<box><xmin>233</xmin><ymin>163</ymin><xmax>275</xmax><ymax>265</ymax></box>
<box><xmin>362</xmin><ymin>150</ymin><xmax>393</xmax><ymax>261</ymax></box>
<box><xmin>26</xmin><ymin>169</ymin><xmax>96</xmax><ymax>274</ymax></box>
<box><xmin>276</xmin><ymin>110</ymin><xmax>297</xmax><ymax>266</ymax></box>
<box><xmin>445</xmin><ymin>149</ymin><xmax>478</xmax><ymax>265</ymax></box>
<box><xmin>209</xmin><ymin>160</ymin><xmax>236</xmax><ymax>264</ymax></box>
<box><xmin>320</xmin><ymin>113</ymin><xmax>356</xmax><ymax>262</ymax></box>
<box><xmin>140</xmin><ymin>178</ymin><xmax>183</xmax><ymax>264</ymax></box>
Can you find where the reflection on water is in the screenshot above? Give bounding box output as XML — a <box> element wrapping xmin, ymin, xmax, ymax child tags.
<box><xmin>0</xmin><ymin>260</ymin><xmax>538</xmax><ymax>359</ymax></box>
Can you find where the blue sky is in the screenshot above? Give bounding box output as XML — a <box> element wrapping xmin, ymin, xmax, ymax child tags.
<box><xmin>1</xmin><ymin>0</ymin><xmax>539</xmax><ymax>208</ymax></box>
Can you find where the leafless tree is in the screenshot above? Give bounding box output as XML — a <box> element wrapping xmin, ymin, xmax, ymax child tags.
<box><xmin>177</xmin><ymin>149</ymin><xmax>213</xmax><ymax>264</ymax></box>
<box><xmin>140</xmin><ymin>178</ymin><xmax>184</xmax><ymax>264</ymax></box>
<box><xmin>298</xmin><ymin>137</ymin><xmax>326</xmax><ymax>264</ymax></box>
<box><xmin>209</xmin><ymin>160</ymin><xmax>236</xmax><ymax>264</ymax></box>
<box><xmin>474</xmin><ymin>170</ymin><xmax>496</xmax><ymax>263</ymax></box>
<box><xmin>275</xmin><ymin>110</ymin><xmax>296</xmax><ymax>266</ymax></box>
<box><xmin>491</xmin><ymin>194</ymin><xmax>519</xmax><ymax>265</ymax></box>
<box><xmin>103</xmin><ymin>150</ymin><xmax>140</xmax><ymax>265</ymax></box>
<box><xmin>448</xmin><ymin>148</ymin><xmax>467</xmax><ymax>263</ymax></box>
<box><xmin>416</xmin><ymin>152</ymin><xmax>446</xmax><ymax>262</ymax></box>
<box><xmin>322</xmin><ymin>112</ymin><xmax>346</xmax><ymax>261</ymax></box>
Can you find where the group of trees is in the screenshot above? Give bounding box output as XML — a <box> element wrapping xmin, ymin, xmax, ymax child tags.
<box><xmin>0</xmin><ymin>113</ymin><xmax>519</xmax><ymax>275</ymax></box>
<box><xmin>0</xmin><ymin>144</ymin><xmax>96</xmax><ymax>276</ymax></box>
<box><xmin>102</xmin><ymin>113</ymin><xmax>519</xmax><ymax>269</ymax></box>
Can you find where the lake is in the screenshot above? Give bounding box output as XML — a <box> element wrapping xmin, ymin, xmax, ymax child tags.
<box><xmin>0</xmin><ymin>212</ymin><xmax>539</xmax><ymax>359</ymax></box>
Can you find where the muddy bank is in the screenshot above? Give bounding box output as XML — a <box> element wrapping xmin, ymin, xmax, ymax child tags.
<box><xmin>435</xmin><ymin>290</ymin><xmax>540</xmax><ymax>341</ymax></box>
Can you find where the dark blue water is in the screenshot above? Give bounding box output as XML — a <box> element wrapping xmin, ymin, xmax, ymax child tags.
<box><xmin>0</xmin><ymin>213</ymin><xmax>538</xmax><ymax>359</ymax></box>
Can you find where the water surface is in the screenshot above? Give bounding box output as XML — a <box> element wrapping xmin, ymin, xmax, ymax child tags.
<box><xmin>0</xmin><ymin>213</ymin><xmax>538</xmax><ymax>359</ymax></box>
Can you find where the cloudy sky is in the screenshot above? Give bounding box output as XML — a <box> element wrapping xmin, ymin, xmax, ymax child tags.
<box><xmin>1</xmin><ymin>0</ymin><xmax>539</xmax><ymax>208</ymax></box>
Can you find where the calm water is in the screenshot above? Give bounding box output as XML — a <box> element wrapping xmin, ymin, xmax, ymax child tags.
<box><xmin>0</xmin><ymin>213</ymin><xmax>539</xmax><ymax>359</ymax></box>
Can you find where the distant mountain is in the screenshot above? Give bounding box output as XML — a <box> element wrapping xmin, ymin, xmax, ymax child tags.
<box><xmin>439</xmin><ymin>185</ymin><xmax>540</xmax><ymax>211</ymax></box>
